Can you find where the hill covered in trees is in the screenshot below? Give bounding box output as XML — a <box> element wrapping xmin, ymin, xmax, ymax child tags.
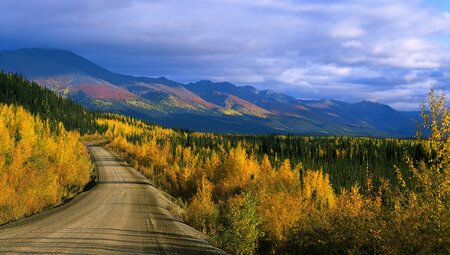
<box><xmin>0</xmin><ymin>71</ymin><xmax>105</xmax><ymax>134</ymax></box>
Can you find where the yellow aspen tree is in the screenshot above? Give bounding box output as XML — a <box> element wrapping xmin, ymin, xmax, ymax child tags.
<box><xmin>186</xmin><ymin>174</ymin><xmax>218</xmax><ymax>234</ymax></box>
<box><xmin>257</xmin><ymin>190</ymin><xmax>302</xmax><ymax>245</ymax></box>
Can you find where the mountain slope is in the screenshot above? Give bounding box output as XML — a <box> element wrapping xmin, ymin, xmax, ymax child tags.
<box><xmin>0</xmin><ymin>48</ymin><xmax>418</xmax><ymax>137</ymax></box>
<box><xmin>0</xmin><ymin>71</ymin><xmax>104</xmax><ymax>134</ymax></box>
<box><xmin>0</xmin><ymin>48</ymin><xmax>179</xmax><ymax>86</ymax></box>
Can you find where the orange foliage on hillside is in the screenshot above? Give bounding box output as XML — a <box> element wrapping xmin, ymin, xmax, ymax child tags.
<box><xmin>77</xmin><ymin>84</ymin><xmax>135</xmax><ymax>100</ymax></box>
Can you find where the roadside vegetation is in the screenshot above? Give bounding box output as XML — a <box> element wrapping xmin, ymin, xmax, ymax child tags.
<box><xmin>0</xmin><ymin>104</ymin><xmax>93</xmax><ymax>224</ymax></box>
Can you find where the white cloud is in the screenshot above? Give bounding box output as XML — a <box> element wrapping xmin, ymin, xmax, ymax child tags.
<box><xmin>330</xmin><ymin>22</ymin><xmax>365</xmax><ymax>38</ymax></box>
<box><xmin>278</xmin><ymin>64</ymin><xmax>352</xmax><ymax>85</ymax></box>
<box><xmin>342</xmin><ymin>40</ymin><xmax>362</xmax><ymax>48</ymax></box>
<box><xmin>279</xmin><ymin>68</ymin><xmax>306</xmax><ymax>84</ymax></box>
<box><xmin>320</xmin><ymin>64</ymin><xmax>352</xmax><ymax>76</ymax></box>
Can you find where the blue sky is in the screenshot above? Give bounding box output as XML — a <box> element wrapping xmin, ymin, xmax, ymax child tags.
<box><xmin>1</xmin><ymin>0</ymin><xmax>450</xmax><ymax>110</ymax></box>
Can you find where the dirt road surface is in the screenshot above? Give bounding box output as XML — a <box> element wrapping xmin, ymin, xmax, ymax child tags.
<box><xmin>0</xmin><ymin>146</ymin><xmax>226</xmax><ymax>254</ymax></box>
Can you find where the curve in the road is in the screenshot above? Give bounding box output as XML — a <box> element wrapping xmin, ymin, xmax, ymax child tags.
<box><xmin>0</xmin><ymin>146</ymin><xmax>226</xmax><ymax>255</ymax></box>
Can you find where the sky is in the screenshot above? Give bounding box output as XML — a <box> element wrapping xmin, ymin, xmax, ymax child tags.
<box><xmin>1</xmin><ymin>0</ymin><xmax>450</xmax><ymax>110</ymax></box>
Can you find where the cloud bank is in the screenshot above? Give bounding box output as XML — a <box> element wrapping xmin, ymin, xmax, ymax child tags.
<box><xmin>1</xmin><ymin>0</ymin><xmax>450</xmax><ymax>110</ymax></box>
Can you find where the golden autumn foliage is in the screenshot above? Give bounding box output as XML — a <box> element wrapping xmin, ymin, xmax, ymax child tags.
<box><xmin>100</xmin><ymin>89</ymin><xmax>449</xmax><ymax>254</ymax></box>
<box><xmin>185</xmin><ymin>174</ymin><xmax>218</xmax><ymax>235</ymax></box>
<box><xmin>284</xmin><ymin>90</ymin><xmax>449</xmax><ymax>254</ymax></box>
<box><xmin>103</xmin><ymin>117</ymin><xmax>338</xmax><ymax>253</ymax></box>
<box><xmin>302</xmin><ymin>169</ymin><xmax>336</xmax><ymax>209</ymax></box>
<box><xmin>257</xmin><ymin>190</ymin><xmax>302</xmax><ymax>244</ymax></box>
<box><xmin>0</xmin><ymin>104</ymin><xmax>93</xmax><ymax>225</ymax></box>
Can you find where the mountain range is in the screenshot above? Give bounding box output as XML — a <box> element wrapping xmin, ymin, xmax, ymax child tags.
<box><xmin>0</xmin><ymin>48</ymin><xmax>419</xmax><ymax>137</ymax></box>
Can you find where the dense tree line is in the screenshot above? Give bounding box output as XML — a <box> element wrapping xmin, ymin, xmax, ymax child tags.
<box><xmin>166</xmin><ymin>133</ymin><xmax>427</xmax><ymax>189</ymax></box>
<box><xmin>0</xmin><ymin>72</ymin><xmax>106</xmax><ymax>134</ymax></box>
<box><xmin>107</xmin><ymin>120</ymin><xmax>427</xmax><ymax>190</ymax></box>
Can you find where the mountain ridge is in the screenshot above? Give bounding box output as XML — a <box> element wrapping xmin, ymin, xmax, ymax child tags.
<box><xmin>0</xmin><ymin>48</ymin><xmax>418</xmax><ymax>137</ymax></box>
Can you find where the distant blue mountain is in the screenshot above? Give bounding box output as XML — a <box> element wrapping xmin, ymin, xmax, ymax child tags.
<box><xmin>0</xmin><ymin>48</ymin><xmax>419</xmax><ymax>137</ymax></box>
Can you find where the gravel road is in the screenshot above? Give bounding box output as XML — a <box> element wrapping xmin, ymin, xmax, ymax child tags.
<box><xmin>0</xmin><ymin>146</ymin><xmax>226</xmax><ymax>254</ymax></box>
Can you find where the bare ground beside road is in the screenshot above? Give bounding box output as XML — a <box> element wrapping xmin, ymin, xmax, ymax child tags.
<box><xmin>0</xmin><ymin>146</ymin><xmax>226</xmax><ymax>254</ymax></box>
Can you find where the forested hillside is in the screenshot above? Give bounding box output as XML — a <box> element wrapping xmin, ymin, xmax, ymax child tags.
<box><xmin>0</xmin><ymin>72</ymin><xmax>105</xmax><ymax>134</ymax></box>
